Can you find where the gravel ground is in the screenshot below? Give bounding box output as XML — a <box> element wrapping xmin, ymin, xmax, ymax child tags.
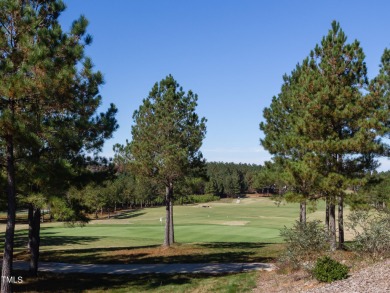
<box><xmin>254</xmin><ymin>258</ymin><xmax>390</xmax><ymax>293</ymax></box>
<box><xmin>304</xmin><ymin>258</ymin><xmax>390</xmax><ymax>293</ymax></box>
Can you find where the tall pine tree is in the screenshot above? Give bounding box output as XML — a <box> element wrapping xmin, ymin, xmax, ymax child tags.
<box><xmin>261</xmin><ymin>21</ymin><xmax>386</xmax><ymax>250</ymax></box>
<box><xmin>121</xmin><ymin>75</ymin><xmax>206</xmax><ymax>247</ymax></box>
<box><xmin>0</xmin><ymin>1</ymin><xmax>117</xmax><ymax>288</ymax></box>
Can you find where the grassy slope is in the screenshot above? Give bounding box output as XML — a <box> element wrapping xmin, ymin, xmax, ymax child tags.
<box><xmin>30</xmin><ymin>198</ymin><xmax>326</xmax><ymax>250</ymax></box>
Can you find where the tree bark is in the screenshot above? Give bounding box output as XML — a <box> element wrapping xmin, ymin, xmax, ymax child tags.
<box><xmin>28</xmin><ymin>205</ymin><xmax>33</xmax><ymax>252</ymax></box>
<box><xmin>325</xmin><ymin>197</ymin><xmax>330</xmax><ymax>231</ymax></box>
<box><xmin>163</xmin><ymin>183</ymin><xmax>175</xmax><ymax>246</ymax></box>
<box><xmin>169</xmin><ymin>186</ymin><xmax>174</xmax><ymax>244</ymax></box>
<box><xmin>163</xmin><ymin>185</ymin><xmax>171</xmax><ymax>247</ymax></box>
<box><xmin>2</xmin><ymin>136</ymin><xmax>16</xmax><ymax>293</ymax></box>
<box><xmin>299</xmin><ymin>200</ymin><xmax>306</xmax><ymax>225</ymax></box>
<box><xmin>329</xmin><ymin>200</ymin><xmax>336</xmax><ymax>251</ymax></box>
<box><xmin>29</xmin><ymin>207</ymin><xmax>41</xmax><ymax>277</ymax></box>
<box><xmin>338</xmin><ymin>196</ymin><xmax>344</xmax><ymax>249</ymax></box>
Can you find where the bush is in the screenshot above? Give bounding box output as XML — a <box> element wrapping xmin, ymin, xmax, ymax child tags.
<box><xmin>279</xmin><ymin>220</ymin><xmax>329</xmax><ymax>268</ymax></box>
<box><xmin>347</xmin><ymin>210</ymin><xmax>390</xmax><ymax>258</ymax></box>
<box><xmin>174</xmin><ymin>194</ymin><xmax>220</xmax><ymax>205</ymax></box>
<box><xmin>312</xmin><ymin>256</ymin><xmax>349</xmax><ymax>282</ymax></box>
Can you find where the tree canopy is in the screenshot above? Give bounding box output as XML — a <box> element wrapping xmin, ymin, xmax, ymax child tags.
<box><xmin>260</xmin><ymin>21</ymin><xmax>388</xmax><ymax>250</ymax></box>
<box><xmin>118</xmin><ymin>74</ymin><xmax>206</xmax><ymax>246</ymax></box>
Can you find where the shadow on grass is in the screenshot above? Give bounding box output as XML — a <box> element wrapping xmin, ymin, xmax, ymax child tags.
<box><xmin>198</xmin><ymin>242</ymin><xmax>269</xmax><ymax>249</ymax></box>
<box><xmin>14</xmin><ymin>271</ymin><xmax>242</xmax><ymax>293</ymax></box>
<box><xmin>0</xmin><ymin>228</ymin><xmax>102</xmax><ymax>253</ymax></box>
<box><xmin>112</xmin><ymin>210</ymin><xmax>146</xmax><ymax>219</ymax></box>
<box><xmin>36</xmin><ymin>242</ymin><xmax>278</xmax><ymax>264</ymax></box>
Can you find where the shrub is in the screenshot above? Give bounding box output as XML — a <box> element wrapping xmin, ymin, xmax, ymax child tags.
<box><xmin>312</xmin><ymin>256</ymin><xmax>349</xmax><ymax>282</ymax></box>
<box><xmin>347</xmin><ymin>210</ymin><xmax>390</xmax><ymax>258</ymax></box>
<box><xmin>279</xmin><ymin>220</ymin><xmax>329</xmax><ymax>268</ymax></box>
<box><xmin>175</xmin><ymin>194</ymin><xmax>220</xmax><ymax>205</ymax></box>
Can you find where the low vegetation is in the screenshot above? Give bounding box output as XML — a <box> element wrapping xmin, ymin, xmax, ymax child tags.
<box><xmin>279</xmin><ymin>220</ymin><xmax>329</xmax><ymax>268</ymax></box>
<box><xmin>347</xmin><ymin>210</ymin><xmax>390</xmax><ymax>259</ymax></box>
<box><xmin>312</xmin><ymin>256</ymin><xmax>349</xmax><ymax>283</ymax></box>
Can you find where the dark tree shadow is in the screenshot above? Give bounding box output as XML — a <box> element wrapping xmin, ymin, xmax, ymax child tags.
<box><xmin>36</xmin><ymin>242</ymin><xmax>277</xmax><ymax>264</ymax></box>
<box><xmin>13</xmin><ymin>271</ymin><xmax>240</xmax><ymax>293</ymax></box>
<box><xmin>198</xmin><ymin>242</ymin><xmax>270</xmax><ymax>249</ymax></box>
<box><xmin>0</xmin><ymin>228</ymin><xmax>103</xmax><ymax>254</ymax></box>
<box><xmin>111</xmin><ymin>210</ymin><xmax>146</xmax><ymax>219</ymax></box>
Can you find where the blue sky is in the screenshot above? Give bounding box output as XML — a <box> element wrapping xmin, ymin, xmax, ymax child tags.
<box><xmin>60</xmin><ymin>1</ymin><xmax>390</xmax><ymax>170</ymax></box>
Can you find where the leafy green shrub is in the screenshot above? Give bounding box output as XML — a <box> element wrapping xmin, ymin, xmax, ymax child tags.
<box><xmin>280</xmin><ymin>220</ymin><xmax>329</xmax><ymax>268</ymax></box>
<box><xmin>312</xmin><ymin>256</ymin><xmax>349</xmax><ymax>282</ymax></box>
<box><xmin>347</xmin><ymin>210</ymin><xmax>390</xmax><ymax>258</ymax></box>
<box><xmin>175</xmin><ymin>194</ymin><xmax>220</xmax><ymax>205</ymax></box>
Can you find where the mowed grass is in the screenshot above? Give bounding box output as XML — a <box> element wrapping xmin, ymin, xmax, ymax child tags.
<box><xmin>15</xmin><ymin>197</ymin><xmax>320</xmax><ymax>247</ymax></box>
<box><xmin>3</xmin><ymin>197</ymin><xmax>331</xmax><ymax>264</ymax></box>
<box><xmin>14</xmin><ymin>271</ymin><xmax>259</xmax><ymax>293</ymax></box>
<box><xmin>4</xmin><ymin>198</ymin><xmax>334</xmax><ymax>292</ymax></box>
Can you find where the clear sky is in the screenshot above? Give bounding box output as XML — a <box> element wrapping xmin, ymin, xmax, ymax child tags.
<box><xmin>60</xmin><ymin>1</ymin><xmax>390</xmax><ymax>170</ymax></box>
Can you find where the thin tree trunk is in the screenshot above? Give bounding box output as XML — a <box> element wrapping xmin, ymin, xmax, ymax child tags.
<box><xmin>329</xmin><ymin>200</ymin><xmax>336</xmax><ymax>251</ymax></box>
<box><xmin>28</xmin><ymin>204</ymin><xmax>33</xmax><ymax>252</ymax></box>
<box><xmin>325</xmin><ymin>197</ymin><xmax>330</xmax><ymax>231</ymax></box>
<box><xmin>338</xmin><ymin>196</ymin><xmax>344</xmax><ymax>249</ymax></box>
<box><xmin>29</xmin><ymin>208</ymin><xmax>41</xmax><ymax>277</ymax></box>
<box><xmin>2</xmin><ymin>136</ymin><xmax>16</xmax><ymax>293</ymax></box>
<box><xmin>299</xmin><ymin>200</ymin><xmax>306</xmax><ymax>225</ymax></box>
<box><xmin>163</xmin><ymin>185</ymin><xmax>171</xmax><ymax>247</ymax></box>
<box><xmin>169</xmin><ymin>190</ymin><xmax>174</xmax><ymax>244</ymax></box>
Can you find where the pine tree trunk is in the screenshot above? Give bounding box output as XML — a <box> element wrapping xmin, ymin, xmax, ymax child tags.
<box><xmin>299</xmin><ymin>200</ymin><xmax>306</xmax><ymax>224</ymax></box>
<box><xmin>338</xmin><ymin>196</ymin><xmax>344</xmax><ymax>249</ymax></box>
<box><xmin>2</xmin><ymin>136</ymin><xmax>16</xmax><ymax>293</ymax></box>
<box><xmin>329</xmin><ymin>200</ymin><xmax>336</xmax><ymax>251</ymax></box>
<box><xmin>28</xmin><ymin>205</ymin><xmax>33</xmax><ymax>252</ymax></box>
<box><xmin>163</xmin><ymin>185</ymin><xmax>171</xmax><ymax>247</ymax></box>
<box><xmin>325</xmin><ymin>197</ymin><xmax>330</xmax><ymax>231</ymax></box>
<box><xmin>169</xmin><ymin>187</ymin><xmax>174</xmax><ymax>244</ymax></box>
<box><xmin>29</xmin><ymin>208</ymin><xmax>41</xmax><ymax>277</ymax></box>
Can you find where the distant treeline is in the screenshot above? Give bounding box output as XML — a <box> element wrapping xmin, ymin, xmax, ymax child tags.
<box><xmin>205</xmin><ymin>162</ymin><xmax>262</xmax><ymax>196</ymax></box>
<box><xmin>63</xmin><ymin>161</ymin><xmax>265</xmax><ymax>216</ymax></box>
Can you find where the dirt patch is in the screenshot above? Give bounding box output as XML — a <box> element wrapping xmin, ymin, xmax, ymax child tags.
<box><xmin>253</xmin><ymin>270</ymin><xmax>318</xmax><ymax>293</ymax></box>
<box><xmin>106</xmin><ymin>244</ymin><xmax>208</xmax><ymax>263</ymax></box>
<box><xmin>221</xmin><ymin>221</ymin><xmax>249</xmax><ymax>226</ymax></box>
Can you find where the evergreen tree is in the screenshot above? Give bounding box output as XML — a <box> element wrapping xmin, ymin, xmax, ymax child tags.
<box><xmin>261</xmin><ymin>21</ymin><xmax>386</xmax><ymax>250</ymax></box>
<box><xmin>124</xmin><ymin>75</ymin><xmax>206</xmax><ymax>247</ymax></box>
<box><xmin>0</xmin><ymin>0</ymin><xmax>117</xmax><ymax>287</ymax></box>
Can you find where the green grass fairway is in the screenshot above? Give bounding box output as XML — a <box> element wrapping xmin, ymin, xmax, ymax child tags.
<box><xmin>5</xmin><ymin>197</ymin><xmax>329</xmax><ymax>253</ymax></box>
